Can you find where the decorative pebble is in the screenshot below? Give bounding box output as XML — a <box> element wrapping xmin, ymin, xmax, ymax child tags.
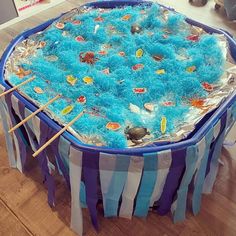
<box><xmin>106</xmin><ymin>122</ymin><xmax>121</xmax><ymax>131</ymax></box>
<box><xmin>75</xmin><ymin>36</ymin><xmax>85</xmax><ymax>42</ymax></box>
<box><xmin>72</xmin><ymin>20</ymin><xmax>81</xmax><ymax>25</ymax></box>
<box><xmin>144</xmin><ymin>103</ymin><xmax>154</xmax><ymax>112</ymax></box>
<box><xmin>77</xmin><ymin>95</ymin><xmax>86</xmax><ymax>104</ymax></box>
<box><xmin>129</xmin><ymin>103</ymin><xmax>141</xmax><ymax>114</ymax></box>
<box><xmin>83</xmin><ymin>76</ymin><xmax>93</xmax><ymax>84</ymax></box>
<box><xmin>136</xmin><ymin>49</ymin><xmax>143</xmax><ymax>58</ymax></box>
<box><xmin>133</xmin><ymin>88</ymin><xmax>147</xmax><ymax>94</ymax></box>
<box><xmin>161</xmin><ymin>116</ymin><xmax>167</xmax><ymax>134</ymax></box>
<box><xmin>202</xmin><ymin>82</ymin><xmax>213</xmax><ymax>92</ymax></box>
<box><xmin>66</xmin><ymin>75</ymin><xmax>77</xmax><ymax>86</ymax></box>
<box><xmin>153</xmin><ymin>55</ymin><xmax>163</xmax><ymax>61</ymax></box>
<box><xmin>118</xmin><ymin>51</ymin><xmax>125</xmax><ymax>57</ymax></box>
<box><xmin>95</xmin><ymin>16</ymin><xmax>104</xmax><ymax>22</ymax></box>
<box><xmin>122</xmin><ymin>14</ymin><xmax>131</xmax><ymax>21</ymax></box>
<box><xmin>187</xmin><ymin>34</ymin><xmax>199</xmax><ymax>42</ymax></box>
<box><xmin>55</xmin><ymin>22</ymin><xmax>65</xmax><ymax>30</ymax></box>
<box><xmin>45</xmin><ymin>55</ymin><xmax>58</xmax><ymax>62</ymax></box>
<box><xmin>132</xmin><ymin>64</ymin><xmax>144</xmax><ymax>71</ymax></box>
<box><xmin>61</xmin><ymin>105</ymin><xmax>74</xmax><ymax>115</ymax></box>
<box><xmin>16</xmin><ymin>67</ymin><xmax>31</xmax><ymax>78</ymax></box>
<box><xmin>102</xmin><ymin>68</ymin><xmax>110</xmax><ymax>74</ymax></box>
<box><xmin>34</xmin><ymin>87</ymin><xmax>44</xmax><ymax>94</ymax></box>
<box><xmin>186</xmin><ymin>66</ymin><xmax>196</xmax><ymax>73</ymax></box>
<box><xmin>156</xmin><ymin>69</ymin><xmax>165</xmax><ymax>75</ymax></box>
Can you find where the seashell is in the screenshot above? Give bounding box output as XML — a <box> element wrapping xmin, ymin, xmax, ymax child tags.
<box><xmin>129</xmin><ymin>103</ymin><xmax>141</xmax><ymax>114</ymax></box>
<box><xmin>77</xmin><ymin>95</ymin><xmax>86</xmax><ymax>104</ymax></box>
<box><xmin>34</xmin><ymin>87</ymin><xmax>44</xmax><ymax>94</ymax></box>
<box><xmin>156</xmin><ymin>69</ymin><xmax>165</xmax><ymax>75</ymax></box>
<box><xmin>133</xmin><ymin>88</ymin><xmax>147</xmax><ymax>94</ymax></box>
<box><xmin>66</xmin><ymin>75</ymin><xmax>77</xmax><ymax>86</ymax></box>
<box><xmin>132</xmin><ymin>64</ymin><xmax>144</xmax><ymax>71</ymax></box>
<box><xmin>55</xmin><ymin>22</ymin><xmax>65</xmax><ymax>30</ymax></box>
<box><xmin>61</xmin><ymin>105</ymin><xmax>74</xmax><ymax>115</ymax></box>
<box><xmin>144</xmin><ymin>103</ymin><xmax>154</xmax><ymax>112</ymax></box>
<box><xmin>106</xmin><ymin>122</ymin><xmax>121</xmax><ymax>131</ymax></box>
<box><xmin>202</xmin><ymin>82</ymin><xmax>213</xmax><ymax>92</ymax></box>
<box><xmin>161</xmin><ymin>116</ymin><xmax>167</xmax><ymax>134</ymax></box>
<box><xmin>136</xmin><ymin>49</ymin><xmax>143</xmax><ymax>58</ymax></box>
<box><xmin>83</xmin><ymin>76</ymin><xmax>93</xmax><ymax>84</ymax></box>
<box><xmin>75</xmin><ymin>36</ymin><xmax>85</xmax><ymax>42</ymax></box>
<box><xmin>72</xmin><ymin>20</ymin><xmax>81</xmax><ymax>25</ymax></box>
<box><xmin>186</xmin><ymin>66</ymin><xmax>196</xmax><ymax>73</ymax></box>
<box><xmin>122</xmin><ymin>14</ymin><xmax>131</xmax><ymax>21</ymax></box>
<box><xmin>118</xmin><ymin>51</ymin><xmax>125</xmax><ymax>57</ymax></box>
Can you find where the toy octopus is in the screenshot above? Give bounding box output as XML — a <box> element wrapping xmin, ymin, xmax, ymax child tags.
<box><xmin>79</xmin><ymin>51</ymin><xmax>98</xmax><ymax>64</ymax></box>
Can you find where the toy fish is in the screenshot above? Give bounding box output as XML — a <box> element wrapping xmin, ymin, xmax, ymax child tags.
<box><xmin>95</xmin><ymin>16</ymin><xmax>104</xmax><ymax>22</ymax></box>
<box><xmin>132</xmin><ymin>64</ymin><xmax>144</xmax><ymax>71</ymax></box>
<box><xmin>61</xmin><ymin>105</ymin><xmax>74</xmax><ymax>115</ymax></box>
<box><xmin>83</xmin><ymin>76</ymin><xmax>93</xmax><ymax>84</ymax></box>
<box><xmin>66</xmin><ymin>75</ymin><xmax>77</xmax><ymax>86</ymax></box>
<box><xmin>136</xmin><ymin>49</ymin><xmax>143</xmax><ymax>58</ymax></box>
<box><xmin>75</xmin><ymin>36</ymin><xmax>85</xmax><ymax>42</ymax></box>
<box><xmin>202</xmin><ymin>82</ymin><xmax>214</xmax><ymax>92</ymax></box>
<box><xmin>77</xmin><ymin>96</ymin><xmax>86</xmax><ymax>104</ymax></box>
<box><xmin>106</xmin><ymin>122</ymin><xmax>121</xmax><ymax>131</ymax></box>
<box><xmin>98</xmin><ymin>50</ymin><xmax>107</xmax><ymax>55</ymax></box>
<box><xmin>72</xmin><ymin>20</ymin><xmax>81</xmax><ymax>25</ymax></box>
<box><xmin>186</xmin><ymin>66</ymin><xmax>196</xmax><ymax>72</ymax></box>
<box><xmin>122</xmin><ymin>14</ymin><xmax>131</xmax><ymax>21</ymax></box>
<box><xmin>156</xmin><ymin>69</ymin><xmax>165</xmax><ymax>75</ymax></box>
<box><xmin>161</xmin><ymin>116</ymin><xmax>167</xmax><ymax>134</ymax></box>
<box><xmin>15</xmin><ymin>67</ymin><xmax>31</xmax><ymax>78</ymax></box>
<box><xmin>187</xmin><ymin>34</ymin><xmax>199</xmax><ymax>42</ymax></box>
<box><xmin>55</xmin><ymin>22</ymin><xmax>65</xmax><ymax>30</ymax></box>
<box><xmin>133</xmin><ymin>88</ymin><xmax>147</xmax><ymax>94</ymax></box>
<box><xmin>34</xmin><ymin>87</ymin><xmax>44</xmax><ymax>94</ymax></box>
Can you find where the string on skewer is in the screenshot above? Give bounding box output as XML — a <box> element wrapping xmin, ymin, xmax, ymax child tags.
<box><xmin>33</xmin><ymin>110</ymin><xmax>84</xmax><ymax>158</ymax></box>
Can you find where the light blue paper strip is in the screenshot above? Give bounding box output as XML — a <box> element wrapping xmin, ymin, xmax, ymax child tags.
<box><xmin>69</xmin><ymin>146</ymin><xmax>83</xmax><ymax>236</ymax></box>
<box><xmin>102</xmin><ymin>154</ymin><xmax>130</xmax><ymax>217</ymax></box>
<box><xmin>173</xmin><ymin>145</ymin><xmax>198</xmax><ymax>222</ymax></box>
<box><xmin>192</xmin><ymin>128</ymin><xmax>214</xmax><ymax>215</ymax></box>
<box><xmin>119</xmin><ymin>156</ymin><xmax>144</xmax><ymax>219</ymax></box>
<box><xmin>134</xmin><ymin>152</ymin><xmax>158</xmax><ymax>217</ymax></box>
<box><xmin>0</xmin><ymin>94</ymin><xmax>16</xmax><ymax>168</ymax></box>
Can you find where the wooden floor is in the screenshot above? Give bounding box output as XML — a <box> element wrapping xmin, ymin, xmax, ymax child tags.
<box><xmin>0</xmin><ymin>0</ymin><xmax>236</xmax><ymax>235</ymax></box>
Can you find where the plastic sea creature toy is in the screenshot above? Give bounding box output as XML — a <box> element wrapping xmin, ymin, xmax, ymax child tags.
<box><xmin>189</xmin><ymin>98</ymin><xmax>205</xmax><ymax>109</ymax></box>
<box><xmin>136</xmin><ymin>49</ymin><xmax>143</xmax><ymax>58</ymax></box>
<box><xmin>61</xmin><ymin>105</ymin><xmax>74</xmax><ymax>115</ymax></box>
<box><xmin>133</xmin><ymin>88</ymin><xmax>147</xmax><ymax>94</ymax></box>
<box><xmin>98</xmin><ymin>50</ymin><xmax>107</xmax><ymax>55</ymax></box>
<box><xmin>153</xmin><ymin>55</ymin><xmax>163</xmax><ymax>61</ymax></box>
<box><xmin>72</xmin><ymin>20</ymin><xmax>81</xmax><ymax>25</ymax></box>
<box><xmin>156</xmin><ymin>69</ymin><xmax>165</xmax><ymax>75</ymax></box>
<box><xmin>125</xmin><ymin>126</ymin><xmax>150</xmax><ymax>144</ymax></box>
<box><xmin>34</xmin><ymin>87</ymin><xmax>44</xmax><ymax>94</ymax></box>
<box><xmin>80</xmin><ymin>52</ymin><xmax>98</xmax><ymax>64</ymax></box>
<box><xmin>95</xmin><ymin>16</ymin><xmax>104</xmax><ymax>22</ymax></box>
<box><xmin>132</xmin><ymin>64</ymin><xmax>144</xmax><ymax>71</ymax></box>
<box><xmin>77</xmin><ymin>95</ymin><xmax>86</xmax><ymax>104</ymax></box>
<box><xmin>122</xmin><ymin>14</ymin><xmax>131</xmax><ymax>21</ymax></box>
<box><xmin>187</xmin><ymin>34</ymin><xmax>199</xmax><ymax>42</ymax></box>
<box><xmin>102</xmin><ymin>68</ymin><xmax>110</xmax><ymax>74</ymax></box>
<box><xmin>75</xmin><ymin>36</ymin><xmax>85</xmax><ymax>42</ymax></box>
<box><xmin>186</xmin><ymin>66</ymin><xmax>196</xmax><ymax>72</ymax></box>
<box><xmin>161</xmin><ymin>116</ymin><xmax>167</xmax><ymax>134</ymax></box>
<box><xmin>55</xmin><ymin>22</ymin><xmax>65</xmax><ymax>30</ymax></box>
<box><xmin>15</xmin><ymin>67</ymin><xmax>31</xmax><ymax>78</ymax></box>
<box><xmin>66</xmin><ymin>75</ymin><xmax>77</xmax><ymax>86</ymax></box>
<box><xmin>131</xmin><ymin>24</ymin><xmax>142</xmax><ymax>34</ymax></box>
<box><xmin>106</xmin><ymin>122</ymin><xmax>121</xmax><ymax>131</ymax></box>
<box><xmin>162</xmin><ymin>101</ymin><xmax>175</xmax><ymax>106</ymax></box>
<box><xmin>144</xmin><ymin>103</ymin><xmax>154</xmax><ymax>112</ymax></box>
<box><xmin>83</xmin><ymin>76</ymin><xmax>93</xmax><ymax>84</ymax></box>
<box><xmin>118</xmin><ymin>51</ymin><xmax>126</xmax><ymax>57</ymax></box>
<box><xmin>202</xmin><ymin>82</ymin><xmax>214</xmax><ymax>92</ymax></box>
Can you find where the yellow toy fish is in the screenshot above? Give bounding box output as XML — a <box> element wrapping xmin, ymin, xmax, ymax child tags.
<box><xmin>161</xmin><ymin>116</ymin><xmax>167</xmax><ymax>134</ymax></box>
<box><xmin>66</xmin><ymin>75</ymin><xmax>77</xmax><ymax>86</ymax></box>
<box><xmin>61</xmin><ymin>105</ymin><xmax>74</xmax><ymax>115</ymax></box>
<box><xmin>136</xmin><ymin>49</ymin><xmax>143</xmax><ymax>58</ymax></box>
<box><xmin>156</xmin><ymin>69</ymin><xmax>165</xmax><ymax>75</ymax></box>
<box><xmin>83</xmin><ymin>76</ymin><xmax>94</xmax><ymax>84</ymax></box>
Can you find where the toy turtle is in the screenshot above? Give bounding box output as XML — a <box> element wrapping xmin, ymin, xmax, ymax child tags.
<box><xmin>125</xmin><ymin>126</ymin><xmax>150</xmax><ymax>144</ymax></box>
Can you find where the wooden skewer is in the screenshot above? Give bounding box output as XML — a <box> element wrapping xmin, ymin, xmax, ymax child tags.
<box><xmin>8</xmin><ymin>94</ymin><xmax>61</xmax><ymax>133</ymax></box>
<box><xmin>33</xmin><ymin>110</ymin><xmax>84</xmax><ymax>158</ymax></box>
<box><xmin>0</xmin><ymin>76</ymin><xmax>35</xmax><ymax>98</ymax></box>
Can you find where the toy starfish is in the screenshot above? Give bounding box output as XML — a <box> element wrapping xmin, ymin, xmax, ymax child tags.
<box><xmin>16</xmin><ymin>67</ymin><xmax>31</xmax><ymax>78</ymax></box>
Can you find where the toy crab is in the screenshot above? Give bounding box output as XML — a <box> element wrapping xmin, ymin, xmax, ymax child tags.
<box><xmin>79</xmin><ymin>51</ymin><xmax>98</xmax><ymax>64</ymax></box>
<box><xmin>125</xmin><ymin>126</ymin><xmax>150</xmax><ymax>144</ymax></box>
